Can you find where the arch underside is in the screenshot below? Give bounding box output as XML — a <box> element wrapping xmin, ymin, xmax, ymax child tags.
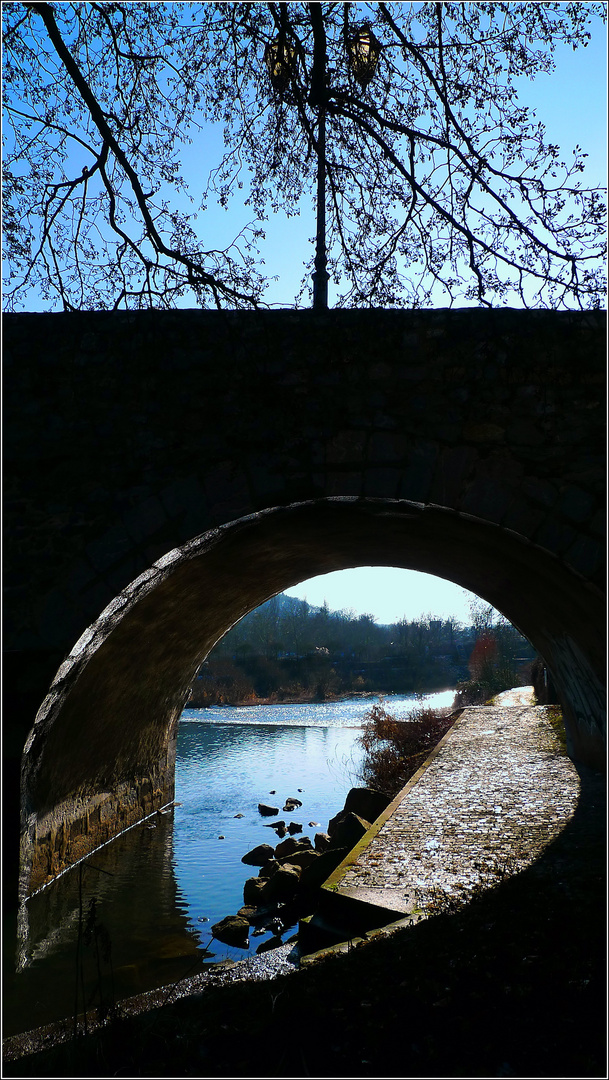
<box><xmin>21</xmin><ymin>498</ymin><xmax>606</xmax><ymax>897</ymax></box>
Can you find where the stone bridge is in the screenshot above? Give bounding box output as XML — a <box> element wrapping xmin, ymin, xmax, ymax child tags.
<box><xmin>3</xmin><ymin>308</ymin><xmax>605</xmax><ymax>901</ymax></box>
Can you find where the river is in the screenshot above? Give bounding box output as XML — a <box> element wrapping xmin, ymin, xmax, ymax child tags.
<box><xmin>4</xmin><ymin>690</ymin><xmax>455</xmax><ymax>1037</ymax></box>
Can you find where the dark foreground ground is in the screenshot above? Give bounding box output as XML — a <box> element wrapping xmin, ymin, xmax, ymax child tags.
<box><xmin>3</xmin><ymin>763</ymin><xmax>605</xmax><ymax>1079</ymax></box>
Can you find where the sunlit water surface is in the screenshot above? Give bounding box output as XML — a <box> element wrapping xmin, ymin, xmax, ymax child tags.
<box><xmin>4</xmin><ymin>691</ymin><xmax>454</xmax><ymax>1036</ymax></box>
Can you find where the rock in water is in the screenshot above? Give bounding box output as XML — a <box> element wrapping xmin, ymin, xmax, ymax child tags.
<box><xmin>258</xmin><ymin>803</ymin><xmax>280</xmax><ymax>816</ymax></box>
<box><xmin>211</xmin><ymin>915</ymin><xmax>250</xmax><ymax>948</ymax></box>
<box><xmin>242</xmin><ymin>843</ymin><xmax>275</xmax><ymax>866</ymax></box>
<box><xmin>275</xmin><ymin>835</ymin><xmax>314</xmax><ymax>860</ymax></box>
<box><xmin>283</xmin><ymin>797</ymin><xmax>303</xmax><ymax>811</ymax></box>
<box><xmin>243</xmin><ymin>877</ymin><xmax>267</xmax><ymax>905</ymax></box>
<box><xmin>260</xmin><ymin>864</ymin><xmax>300</xmax><ymax>904</ymax></box>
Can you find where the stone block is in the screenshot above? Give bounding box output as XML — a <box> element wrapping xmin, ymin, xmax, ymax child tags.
<box><xmin>507</xmin><ymin>419</ymin><xmax>545</xmax><ymax>446</ymax></box>
<box><xmin>328</xmin><ymin>812</ymin><xmax>372</xmax><ymax>850</ymax></box>
<box><xmin>534</xmin><ymin>518</ymin><xmax>579</xmax><ymax>557</ymax></box>
<box><xmin>558</xmin><ymin>485</ymin><xmax>594</xmax><ymax>524</ymax></box>
<box><xmin>299</xmin><ymin>847</ymin><xmax>350</xmax><ymax>890</ymax></box>
<box><xmin>242</xmin><ymin>843</ymin><xmax>275</xmax><ymax>866</ymax></box>
<box><xmin>159</xmin><ymin>476</ymin><xmax>205</xmax><ymax>518</ymax></box>
<box><xmin>428</xmin><ymin>446</ymin><xmax>477</xmax><ymax>507</ymax></box>
<box><xmin>325</xmin><ymin>471</ymin><xmax>362</xmax><ymax>497</ymax></box>
<box><xmin>399</xmin><ymin>443</ymin><xmax>438</xmax><ymax>502</ymax></box>
<box><xmin>564</xmin><ymin>535</ymin><xmax>604</xmax><ymax>578</ymax></box>
<box><xmin>325</xmin><ymin>431</ymin><xmax>367</xmax><ymax>464</ymax></box>
<box><xmin>85</xmin><ymin>524</ymin><xmax>135</xmax><ymax>574</ymax></box>
<box><xmin>260</xmin><ymin>863</ymin><xmax>300</xmax><ymax>904</ymax></box>
<box><xmin>122</xmin><ymin>497</ymin><xmax>168</xmax><ymax>544</ymax></box>
<box><xmin>462</xmin><ymin>422</ymin><xmax>505</xmax><ymax>443</ymax></box>
<box><xmin>520</xmin><ymin>477</ymin><xmax>558</xmax><ymax>509</ymax></box>
<box><xmin>368</xmin><ymin>432</ymin><xmax>408</xmax><ymax>462</ymax></box>
<box><xmin>363</xmin><ymin>468</ymin><xmax>401</xmax><ymax>499</ymax></box>
<box><xmin>460</xmin><ymin>478</ymin><xmax>512</xmax><ymax>524</ymax></box>
<box><xmin>501</xmin><ymin>499</ymin><xmax>546</xmax><ymax>539</ymax></box>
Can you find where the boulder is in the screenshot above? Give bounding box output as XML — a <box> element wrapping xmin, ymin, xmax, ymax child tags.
<box><xmin>211</xmin><ymin>915</ymin><xmax>249</xmax><ymax>948</ymax></box>
<box><xmin>283</xmin><ymin>797</ymin><xmax>303</xmax><ymax>811</ymax></box>
<box><xmin>257</xmin><ymin>860</ymin><xmax>279</xmax><ymax>879</ymax></box>
<box><xmin>263</xmin><ymin>820</ymin><xmax>285</xmax><ymax>830</ymax></box>
<box><xmin>237</xmin><ymin>905</ymin><xmax>258</xmax><ymax>921</ymax></box>
<box><xmin>260</xmin><ymin>863</ymin><xmax>301</xmax><ymax>904</ymax></box>
<box><xmin>243</xmin><ymin>876</ymin><xmax>267</xmax><ymax>905</ymax></box>
<box><xmin>276</xmin><ymin>848</ymin><xmax>319</xmax><ymax>871</ymax></box>
<box><xmin>314</xmin><ymin>832</ymin><xmax>331</xmax><ymax>852</ymax></box>
<box><xmin>329</xmin><ymin>812</ymin><xmax>371</xmax><ymax>851</ymax></box>
<box><xmin>241</xmin><ymin>843</ymin><xmax>275</xmax><ymax>866</ymax></box>
<box><xmin>299</xmin><ymin>847</ymin><xmax>349</xmax><ymax>890</ymax></box>
<box><xmin>258</xmin><ymin>803</ymin><xmax>280</xmax><ymax>816</ymax></box>
<box><xmin>327</xmin><ymin>808</ymin><xmax>348</xmax><ymax>836</ymax></box>
<box><xmin>287</xmin><ymin>821</ymin><xmax>303</xmax><ymax>835</ymax></box>
<box><xmin>343</xmin><ymin>786</ymin><xmax>391</xmax><ymax>823</ymax></box>
<box><xmin>275</xmin><ymin>835</ymin><xmax>314</xmax><ymax>860</ymax></box>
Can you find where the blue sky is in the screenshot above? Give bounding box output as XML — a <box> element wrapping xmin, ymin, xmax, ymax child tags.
<box><xmin>184</xmin><ymin>12</ymin><xmax>607</xmax><ymax>309</ymax></box>
<box><xmin>283</xmin><ymin>567</ymin><xmax>485</xmax><ymax>625</ymax></box>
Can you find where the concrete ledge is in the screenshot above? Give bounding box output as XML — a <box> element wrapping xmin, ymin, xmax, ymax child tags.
<box><xmin>299</xmin><ymin>710</ymin><xmax>464</xmax><ymax>952</ymax></box>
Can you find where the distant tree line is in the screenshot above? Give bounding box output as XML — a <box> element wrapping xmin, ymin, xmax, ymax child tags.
<box><xmin>187</xmin><ymin>593</ymin><xmax>536</xmax><ymax>706</ymax></box>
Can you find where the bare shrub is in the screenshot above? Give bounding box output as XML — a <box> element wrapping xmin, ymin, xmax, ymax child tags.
<box><xmin>358</xmin><ymin>703</ymin><xmax>456</xmax><ymax>799</ymax></box>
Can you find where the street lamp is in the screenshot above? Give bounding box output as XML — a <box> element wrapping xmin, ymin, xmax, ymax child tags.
<box><xmin>347</xmin><ymin>24</ymin><xmax>381</xmax><ymax>89</ymax></box>
<box><xmin>265</xmin><ymin>22</ymin><xmax>381</xmax><ymax>309</ymax></box>
<box><xmin>264</xmin><ymin>38</ymin><xmax>297</xmax><ymax>97</ymax></box>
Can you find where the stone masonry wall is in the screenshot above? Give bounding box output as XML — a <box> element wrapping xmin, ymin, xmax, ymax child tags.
<box><xmin>4</xmin><ymin>308</ymin><xmax>604</xmax><ymax>669</ymax></box>
<box><xmin>3</xmin><ymin>308</ymin><xmax>605</xmax><ymax>899</ymax></box>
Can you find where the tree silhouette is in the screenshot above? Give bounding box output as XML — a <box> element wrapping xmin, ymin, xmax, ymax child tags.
<box><xmin>3</xmin><ymin>2</ymin><xmax>606</xmax><ymax>310</ymax></box>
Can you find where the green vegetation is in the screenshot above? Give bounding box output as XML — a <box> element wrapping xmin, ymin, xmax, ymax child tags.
<box><xmin>187</xmin><ymin>593</ymin><xmax>535</xmax><ymax>706</ymax></box>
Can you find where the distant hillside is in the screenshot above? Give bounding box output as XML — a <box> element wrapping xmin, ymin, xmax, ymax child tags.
<box><xmin>186</xmin><ymin>594</ymin><xmax>536</xmax><ymax>706</ymax></box>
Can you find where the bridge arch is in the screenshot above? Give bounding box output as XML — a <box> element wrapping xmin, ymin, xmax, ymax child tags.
<box><xmin>20</xmin><ymin>496</ymin><xmax>604</xmax><ymax>899</ymax></box>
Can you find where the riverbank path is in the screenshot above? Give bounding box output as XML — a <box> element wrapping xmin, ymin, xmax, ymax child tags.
<box><xmin>301</xmin><ymin>691</ymin><xmax>589</xmax><ymax>950</ymax></box>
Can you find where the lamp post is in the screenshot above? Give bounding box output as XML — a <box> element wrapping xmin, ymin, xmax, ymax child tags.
<box><xmin>311</xmin><ymin>95</ymin><xmax>329</xmax><ymax>309</ymax></box>
<box><xmin>265</xmin><ymin>22</ymin><xmax>380</xmax><ymax>309</ymax></box>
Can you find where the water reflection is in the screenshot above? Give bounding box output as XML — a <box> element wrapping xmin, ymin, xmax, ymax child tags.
<box><xmin>4</xmin><ymin>810</ymin><xmax>203</xmax><ymax>1037</ymax></box>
